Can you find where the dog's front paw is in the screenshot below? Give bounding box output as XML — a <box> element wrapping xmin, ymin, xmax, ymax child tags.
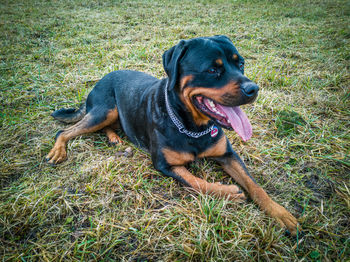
<box><xmin>227</xmin><ymin>185</ymin><xmax>246</xmax><ymax>202</ymax></box>
<box><xmin>231</xmin><ymin>191</ymin><xmax>247</xmax><ymax>202</ymax></box>
<box><xmin>46</xmin><ymin>145</ymin><xmax>67</xmax><ymax>164</ymax></box>
<box><xmin>215</xmin><ymin>183</ymin><xmax>247</xmax><ymax>202</ymax></box>
<box><xmin>267</xmin><ymin>201</ymin><xmax>300</xmax><ymax>236</ymax></box>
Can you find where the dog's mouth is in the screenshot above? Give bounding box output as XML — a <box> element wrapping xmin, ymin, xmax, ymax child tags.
<box><xmin>194</xmin><ymin>96</ymin><xmax>252</xmax><ymax>141</ymax></box>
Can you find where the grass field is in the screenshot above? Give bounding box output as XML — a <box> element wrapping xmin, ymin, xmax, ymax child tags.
<box><xmin>1</xmin><ymin>0</ymin><xmax>349</xmax><ymax>261</ymax></box>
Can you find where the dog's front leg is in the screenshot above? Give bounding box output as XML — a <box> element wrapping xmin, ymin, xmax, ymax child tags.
<box><xmin>153</xmin><ymin>151</ymin><xmax>246</xmax><ymax>201</ymax></box>
<box><xmin>216</xmin><ymin>154</ymin><xmax>300</xmax><ymax>235</ymax></box>
<box><xmin>152</xmin><ymin>149</ymin><xmax>246</xmax><ymax>201</ymax></box>
<box><xmin>169</xmin><ymin>165</ymin><xmax>246</xmax><ymax>201</ymax></box>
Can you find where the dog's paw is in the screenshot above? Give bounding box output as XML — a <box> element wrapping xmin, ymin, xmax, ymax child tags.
<box><xmin>108</xmin><ymin>135</ymin><xmax>123</xmax><ymax>145</ymax></box>
<box><xmin>46</xmin><ymin>146</ymin><xmax>67</xmax><ymax>164</ymax></box>
<box><xmin>267</xmin><ymin>201</ymin><xmax>301</xmax><ymax>236</ymax></box>
<box><xmin>230</xmin><ymin>191</ymin><xmax>247</xmax><ymax>202</ymax></box>
<box><xmin>216</xmin><ymin>183</ymin><xmax>247</xmax><ymax>202</ymax></box>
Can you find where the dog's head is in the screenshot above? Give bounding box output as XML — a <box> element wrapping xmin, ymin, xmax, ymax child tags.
<box><xmin>162</xmin><ymin>35</ymin><xmax>259</xmax><ymax>141</ymax></box>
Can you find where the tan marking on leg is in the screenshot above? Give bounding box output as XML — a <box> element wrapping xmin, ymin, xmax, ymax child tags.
<box><xmin>47</xmin><ymin>108</ymin><xmax>119</xmax><ymax>164</ymax></box>
<box><xmin>198</xmin><ymin>135</ymin><xmax>227</xmax><ymax>158</ymax></box>
<box><xmin>109</xmin><ymin>121</ymin><xmax>120</xmax><ymax>130</ymax></box>
<box><xmin>104</xmin><ymin>126</ymin><xmax>122</xmax><ymax>144</ymax></box>
<box><xmin>222</xmin><ymin>159</ymin><xmax>300</xmax><ymax>235</ymax></box>
<box><xmin>172</xmin><ymin>166</ymin><xmax>246</xmax><ymax>201</ymax></box>
<box><xmin>162</xmin><ymin>148</ymin><xmax>195</xmax><ymax>166</ymax></box>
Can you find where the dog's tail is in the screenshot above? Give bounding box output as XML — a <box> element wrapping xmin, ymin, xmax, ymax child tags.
<box><xmin>51</xmin><ymin>103</ymin><xmax>86</xmax><ymax>124</ymax></box>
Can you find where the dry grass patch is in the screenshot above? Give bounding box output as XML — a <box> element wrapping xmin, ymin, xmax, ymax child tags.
<box><xmin>1</xmin><ymin>0</ymin><xmax>349</xmax><ymax>260</ymax></box>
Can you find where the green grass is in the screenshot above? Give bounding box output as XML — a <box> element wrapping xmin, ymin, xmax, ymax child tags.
<box><xmin>1</xmin><ymin>0</ymin><xmax>349</xmax><ymax>260</ymax></box>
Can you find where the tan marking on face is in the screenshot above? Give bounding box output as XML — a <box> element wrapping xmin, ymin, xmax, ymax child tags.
<box><xmin>198</xmin><ymin>135</ymin><xmax>227</xmax><ymax>158</ymax></box>
<box><xmin>162</xmin><ymin>148</ymin><xmax>195</xmax><ymax>166</ymax></box>
<box><xmin>180</xmin><ymin>87</ymin><xmax>211</xmax><ymax>126</ymax></box>
<box><xmin>182</xmin><ymin>80</ymin><xmax>239</xmax><ymax>107</ymax></box>
<box><xmin>180</xmin><ymin>75</ymin><xmax>194</xmax><ymax>90</ymax></box>
<box><xmin>180</xmin><ymin>81</ymin><xmax>240</xmax><ymax>126</ymax></box>
<box><xmin>215</xmin><ymin>58</ymin><xmax>223</xmax><ymax>66</ymax></box>
<box><xmin>233</xmin><ymin>54</ymin><xmax>238</xmax><ymax>61</ymax></box>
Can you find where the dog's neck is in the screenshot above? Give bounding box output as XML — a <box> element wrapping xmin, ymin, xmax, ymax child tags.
<box><xmin>164</xmin><ymin>84</ymin><xmax>214</xmax><ymax>138</ymax></box>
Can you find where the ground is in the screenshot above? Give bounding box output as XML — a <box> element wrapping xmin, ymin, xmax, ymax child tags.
<box><xmin>0</xmin><ymin>0</ymin><xmax>349</xmax><ymax>261</ymax></box>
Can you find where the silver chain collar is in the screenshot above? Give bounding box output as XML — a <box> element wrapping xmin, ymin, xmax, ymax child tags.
<box><xmin>164</xmin><ymin>84</ymin><xmax>214</xmax><ymax>138</ymax></box>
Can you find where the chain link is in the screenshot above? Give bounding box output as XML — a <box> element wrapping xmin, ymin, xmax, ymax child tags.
<box><xmin>164</xmin><ymin>84</ymin><xmax>214</xmax><ymax>138</ymax></box>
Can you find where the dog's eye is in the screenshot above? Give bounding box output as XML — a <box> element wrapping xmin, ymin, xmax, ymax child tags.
<box><xmin>208</xmin><ymin>68</ymin><xmax>217</xmax><ymax>74</ymax></box>
<box><xmin>239</xmin><ymin>62</ymin><xmax>244</xmax><ymax>71</ymax></box>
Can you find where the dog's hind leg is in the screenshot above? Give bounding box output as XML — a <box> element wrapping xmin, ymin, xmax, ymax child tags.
<box><xmin>46</xmin><ymin>107</ymin><xmax>119</xmax><ymax>164</ymax></box>
<box><xmin>104</xmin><ymin>125</ymin><xmax>123</xmax><ymax>144</ymax></box>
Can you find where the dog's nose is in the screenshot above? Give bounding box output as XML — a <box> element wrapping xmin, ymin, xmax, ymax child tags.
<box><xmin>241</xmin><ymin>82</ymin><xmax>259</xmax><ymax>97</ymax></box>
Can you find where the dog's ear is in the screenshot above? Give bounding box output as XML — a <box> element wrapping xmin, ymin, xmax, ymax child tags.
<box><xmin>162</xmin><ymin>40</ymin><xmax>188</xmax><ymax>91</ymax></box>
<box><xmin>211</xmin><ymin>35</ymin><xmax>234</xmax><ymax>44</ymax></box>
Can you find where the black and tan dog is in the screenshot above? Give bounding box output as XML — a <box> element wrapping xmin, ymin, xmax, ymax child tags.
<box><xmin>46</xmin><ymin>35</ymin><xmax>299</xmax><ymax>235</ymax></box>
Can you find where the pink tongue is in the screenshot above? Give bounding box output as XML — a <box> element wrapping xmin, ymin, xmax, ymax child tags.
<box><xmin>216</xmin><ymin>104</ymin><xmax>252</xmax><ymax>141</ymax></box>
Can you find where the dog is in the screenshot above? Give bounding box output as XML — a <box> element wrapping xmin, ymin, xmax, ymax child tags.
<box><xmin>46</xmin><ymin>35</ymin><xmax>299</xmax><ymax>235</ymax></box>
